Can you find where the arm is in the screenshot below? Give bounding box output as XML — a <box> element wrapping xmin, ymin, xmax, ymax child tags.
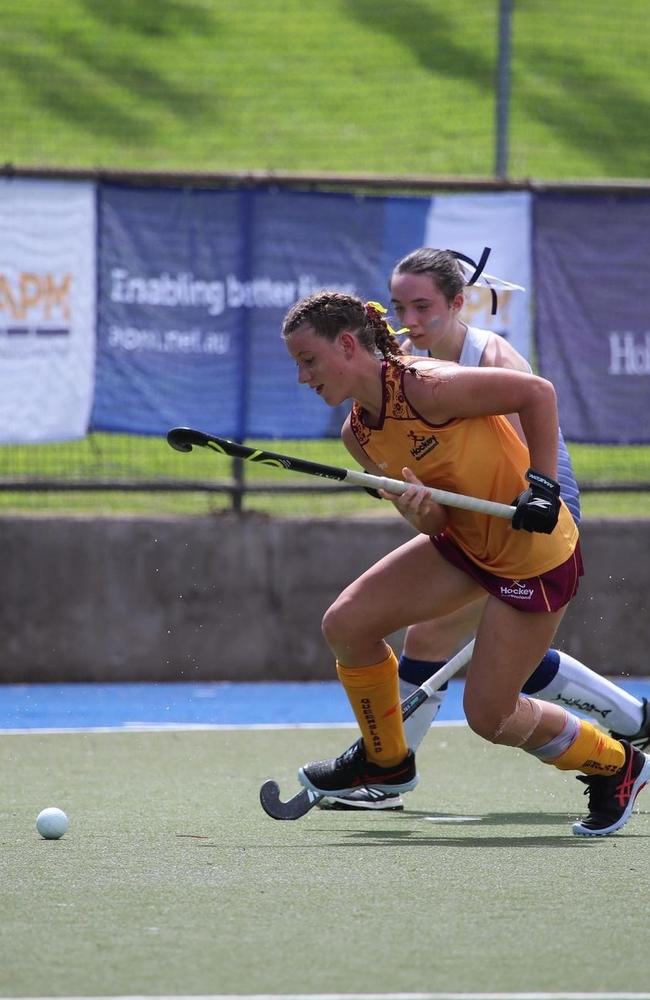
<box><xmin>406</xmin><ymin>365</ymin><xmax>560</xmax><ymax>481</ymax></box>
<box><xmin>479</xmin><ymin>333</ymin><xmax>531</xmax><ymax>443</ymax></box>
<box><xmin>341</xmin><ymin>416</ymin><xmax>385</xmax><ymax>477</ymax></box>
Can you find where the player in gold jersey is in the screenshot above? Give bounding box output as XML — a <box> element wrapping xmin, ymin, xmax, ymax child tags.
<box><xmin>282</xmin><ymin>289</ymin><xmax>650</xmax><ymax>836</ymax></box>
<box><xmin>323</xmin><ymin>247</ymin><xmax>649</xmax><ymax>813</ymax></box>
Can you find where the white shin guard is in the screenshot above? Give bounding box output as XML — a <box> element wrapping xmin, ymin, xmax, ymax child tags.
<box><xmin>400</xmin><ymin>678</ymin><xmax>446</xmax><ymax>751</ymax></box>
<box><xmin>535</xmin><ymin>651</ymin><xmax>644</xmax><ymax>735</ymax></box>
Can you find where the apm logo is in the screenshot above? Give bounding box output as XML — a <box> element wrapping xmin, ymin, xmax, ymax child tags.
<box><xmin>0</xmin><ymin>272</ymin><xmax>72</xmax><ymax>337</ymax></box>
<box><xmin>407</xmin><ymin>429</ymin><xmax>438</xmax><ymax>460</ymax></box>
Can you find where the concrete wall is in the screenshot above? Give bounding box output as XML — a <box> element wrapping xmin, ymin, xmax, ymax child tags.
<box><xmin>0</xmin><ymin>515</ymin><xmax>647</xmax><ymax>682</ymax></box>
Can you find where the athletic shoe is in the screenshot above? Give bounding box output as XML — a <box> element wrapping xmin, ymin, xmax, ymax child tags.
<box><xmin>572</xmin><ymin>740</ymin><xmax>650</xmax><ymax>836</ymax></box>
<box><xmin>298</xmin><ymin>739</ymin><xmax>418</xmax><ymax>797</ymax></box>
<box><xmin>318</xmin><ymin>788</ymin><xmax>404</xmax><ymax>811</ymax></box>
<box><xmin>610</xmin><ymin>698</ymin><xmax>650</xmax><ymax>751</ymax></box>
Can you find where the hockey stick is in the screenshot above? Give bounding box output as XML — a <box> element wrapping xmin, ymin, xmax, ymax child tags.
<box><xmin>259</xmin><ymin>639</ymin><xmax>475</xmax><ymax>820</ymax></box>
<box><xmin>167</xmin><ymin>427</ymin><xmax>515</xmax><ymax>519</ymax></box>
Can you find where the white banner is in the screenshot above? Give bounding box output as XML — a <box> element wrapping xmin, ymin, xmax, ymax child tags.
<box><xmin>0</xmin><ymin>179</ymin><xmax>96</xmax><ymax>442</ymax></box>
<box><xmin>424</xmin><ymin>191</ymin><xmax>532</xmax><ymax>361</ymax></box>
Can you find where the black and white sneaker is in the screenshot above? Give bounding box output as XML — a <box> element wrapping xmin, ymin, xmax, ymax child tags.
<box><xmin>318</xmin><ymin>788</ymin><xmax>405</xmax><ymax>811</ymax></box>
<box><xmin>610</xmin><ymin>698</ymin><xmax>650</xmax><ymax>751</ymax></box>
<box><xmin>573</xmin><ymin>740</ymin><xmax>650</xmax><ymax>836</ymax></box>
<box><xmin>298</xmin><ymin>739</ymin><xmax>417</xmax><ymax>797</ymax></box>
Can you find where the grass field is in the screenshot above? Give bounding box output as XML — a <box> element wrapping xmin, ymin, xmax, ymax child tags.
<box><xmin>3</xmin><ymin>724</ymin><xmax>650</xmax><ymax>997</ymax></box>
<box><xmin>3</xmin><ymin>0</ymin><xmax>650</xmax><ymax>180</ymax></box>
<box><xmin>3</xmin><ymin>6</ymin><xmax>650</xmax><ymax>1000</ymax></box>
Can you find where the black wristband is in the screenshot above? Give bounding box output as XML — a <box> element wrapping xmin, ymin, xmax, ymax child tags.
<box><xmin>526</xmin><ymin>467</ymin><xmax>560</xmax><ymax>496</ymax></box>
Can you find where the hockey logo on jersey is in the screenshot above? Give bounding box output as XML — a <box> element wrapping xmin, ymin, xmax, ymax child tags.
<box><xmin>407</xmin><ymin>430</ymin><xmax>439</xmax><ymax>460</ymax></box>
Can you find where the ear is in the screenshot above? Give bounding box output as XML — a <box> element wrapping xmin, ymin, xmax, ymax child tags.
<box><xmin>339</xmin><ymin>331</ymin><xmax>357</xmax><ymax>357</ymax></box>
<box><xmin>451</xmin><ymin>292</ymin><xmax>464</xmax><ymax>314</ymax></box>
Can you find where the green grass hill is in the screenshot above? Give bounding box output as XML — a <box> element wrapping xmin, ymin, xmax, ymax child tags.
<box><xmin>3</xmin><ymin>0</ymin><xmax>650</xmax><ymax>180</ymax></box>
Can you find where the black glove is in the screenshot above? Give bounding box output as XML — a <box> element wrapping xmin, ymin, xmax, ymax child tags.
<box><xmin>511</xmin><ymin>468</ymin><xmax>561</xmax><ymax>534</ymax></box>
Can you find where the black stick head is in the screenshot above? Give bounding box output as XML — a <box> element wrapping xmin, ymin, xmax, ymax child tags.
<box><xmin>167</xmin><ymin>427</ymin><xmax>208</xmax><ymax>452</ymax></box>
<box><xmin>259</xmin><ymin>780</ymin><xmax>321</xmax><ymax>820</ymax></box>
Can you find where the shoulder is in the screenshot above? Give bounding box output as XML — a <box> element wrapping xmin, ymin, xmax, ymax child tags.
<box><xmin>479</xmin><ymin>331</ymin><xmax>531</xmax><ymax>373</ymax></box>
<box><xmin>401</xmin><ymin>358</ymin><xmax>458</xmax><ymax>417</ymax></box>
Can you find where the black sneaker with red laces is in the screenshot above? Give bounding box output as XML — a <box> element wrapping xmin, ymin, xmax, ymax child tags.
<box><xmin>298</xmin><ymin>738</ymin><xmax>418</xmax><ymax>797</ymax></box>
<box><xmin>573</xmin><ymin>740</ymin><xmax>650</xmax><ymax>836</ymax></box>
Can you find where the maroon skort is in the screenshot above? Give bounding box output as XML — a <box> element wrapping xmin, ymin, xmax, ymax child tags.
<box><xmin>431</xmin><ymin>534</ymin><xmax>584</xmax><ymax>613</ymax></box>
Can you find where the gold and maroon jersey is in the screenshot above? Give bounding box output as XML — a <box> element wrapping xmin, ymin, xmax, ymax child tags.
<box><xmin>349</xmin><ymin>358</ymin><xmax>578</xmax><ymax>579</ymax></box>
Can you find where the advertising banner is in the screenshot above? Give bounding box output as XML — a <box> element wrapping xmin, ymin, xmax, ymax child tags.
<box><xmin>0</xmin><ymin>179</ymin><xmax>96</xmax><ymax>442</ymax></box>
<box><xmin>94</xmin><ymin>185</ymin><xmax>536</xmax><ymax>442</ymax></box>
<box><xmin>93</xmin><ymin>185</ymin><xmax>244</xmax><ymax>437</ymax></box>
<box><xmin>244</xmin><ymin>188</ymin><xmax>388</xmax><ymax>437</ymax></box>
<box><xmin>94</xmin><ymin>185</ymin><xmax>394</xmax><ymax>439</ymax></box>
<box><xmin>535</xmin><ymin>194</ymin><xmax>650</xmax><ymax>443</ymax></box>
<box><xmin>423</xmin><ymin>191</ymin><xmax>533</xmax><ymax>361</ymax></box>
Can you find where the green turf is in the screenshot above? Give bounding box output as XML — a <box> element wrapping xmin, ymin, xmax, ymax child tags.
<box><xmin>3</xmin><ymin>0</ymin><xmax>650</xmax><ymax>179</ymax></box>
<box><xmin>1</xmin><ymin>435</ymin><xmax>649</xmax><ymax>517</ymax></box>
<box><xmin>2</xmin><ymin>725</ymin><xmax>649</xmax><ymax>996</ymax></box>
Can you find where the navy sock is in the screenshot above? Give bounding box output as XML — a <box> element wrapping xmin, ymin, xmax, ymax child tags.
<box><xmin>398</xmin><ymin>654</ymin><xmax>448</xmax><ymax>691</ymax></box>
<box><xmin>522</xmin><ymin>648</ymin><xmax>560</xmax><ymax>695</ymax></box>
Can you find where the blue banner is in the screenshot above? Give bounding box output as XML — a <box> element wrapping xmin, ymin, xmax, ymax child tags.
<box><xmin>535</xmin><ymin>194</ymin><xmax>650</xmax><ymax>443</ymax></box>
<box><xmin>93</xmin><ymin>184</ymin><xmax>432</xmax><ymax>438</ymax></box>
<box><xmin>93</xmin><ymin>185</ymin><xmax>244</xmax><ymax>436</ymax></box>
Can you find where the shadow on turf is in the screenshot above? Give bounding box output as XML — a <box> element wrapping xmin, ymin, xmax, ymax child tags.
<box><xmin>310</xmin><ymin>809</ymin><xmax>650</xmax><ymax>846</ymax></box>
<box><xmin>322</xmin><ymin>833</ymin><xmax>601</xmax><ymax>847</ymax></box>
<box><xmin>317</xmin><ymin>809</ymin><xmax>589</xmax><ymax>825</ymax></box>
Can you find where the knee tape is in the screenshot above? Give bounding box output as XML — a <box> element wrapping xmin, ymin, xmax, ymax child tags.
<box><xmin>493</xmin><ymin>696</ymin><xmax>544</xmax><ymax>748</ymax></box>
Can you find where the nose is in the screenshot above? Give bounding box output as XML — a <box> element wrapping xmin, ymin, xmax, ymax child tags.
<box><xmin>297</xmin><ymin>365</ymin><xmax>310</xmax><ymax>384</ymax></box>
<box><xmin>401</xmin><ymin>307</ymin><xmax>419</xmax><ymax>329</ymax></box>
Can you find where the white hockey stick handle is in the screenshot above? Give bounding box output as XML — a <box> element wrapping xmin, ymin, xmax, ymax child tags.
<box><xmin>168</xmin><ymin>428</ymin><xmax>515</xmax><ymax>520</ymax></box>
<box><xmin>399</xmin><ymin>638</ymin><xmax>474</xmax><ymax>724</ymax></box>
<box><xmin>344</xmin><ymin>470</ymin><xmax>515</xmax><ymax>519</ymax></box>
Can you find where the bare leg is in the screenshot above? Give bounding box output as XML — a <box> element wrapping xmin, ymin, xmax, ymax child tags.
<box><xmin>464</xmin><ymin>596</ymin><xmax>568</xmax><ymax>748</ymax></box>
<box><xmin>403</xmin><ymin>599</ymin><xmax>485</xmax><ymax>660</ymax></box>
<box><xmin>322</xmin><ymin>534</ymin><xmax>484</xmax><ymax>665</ymax></box>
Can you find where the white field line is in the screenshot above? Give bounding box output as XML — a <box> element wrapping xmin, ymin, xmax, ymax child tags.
<box><xmin>3</xmin><ymin>992</ymin><xmax>650</xmax><ymax>1000</ymax></box>
<box><xmin>0</xmin><ymin>721</ymin><xmax>468</xmax><ymax>736</ymax></box>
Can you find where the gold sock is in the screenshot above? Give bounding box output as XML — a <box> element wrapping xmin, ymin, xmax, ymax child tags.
<box><xmin>337</xmin><ymin>649</ymin><xmax>407</xmax><ymax>766</ymax></box>
<box><xmin>550</xmin><ymin>719</ymin><xmax>626</xmax><ymax>775</ymax></box>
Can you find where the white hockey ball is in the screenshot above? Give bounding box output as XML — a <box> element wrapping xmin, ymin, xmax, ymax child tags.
<box><xmin>36</xmin><ymin>807</ymin><xmax>69</xmax><ymax>840</ymax></box>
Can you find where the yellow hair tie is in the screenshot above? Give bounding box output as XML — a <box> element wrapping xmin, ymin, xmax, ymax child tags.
<box><xmin>364</xmin><ymin>300</ymin><xmax>407</xmax><ymax>337</ymax></box>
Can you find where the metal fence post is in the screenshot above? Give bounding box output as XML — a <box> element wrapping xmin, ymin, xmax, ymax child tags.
<box><xmin>232</xmin><ymin>187</ymin><xmax>255</xmax><ymax>511</ymax></box>
<box><xmin>495</xmin><ymin>0</ymin><xmax>514</xmax><ymax>179</ymax></box>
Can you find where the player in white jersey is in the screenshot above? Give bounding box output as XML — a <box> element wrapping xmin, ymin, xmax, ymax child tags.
<box><xmin>321</xmin><ymin>247</ymin><xmax>649</xmax><ymax>811</ymax></box>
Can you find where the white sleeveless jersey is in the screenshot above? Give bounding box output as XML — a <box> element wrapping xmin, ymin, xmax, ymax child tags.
<box><xmin>458</xmin><ymin>325</ymin><xmax>532</xmax><ymax>373</ymax></box>
<box><xmin>404</xmin><ymin>324</ymin><xmax>531</xmax><ymax>372</ymax></box>
<box><xmin>458</xmin><ymin>325</ymin><xmax>490</xmax><ymax>366</ymax></box>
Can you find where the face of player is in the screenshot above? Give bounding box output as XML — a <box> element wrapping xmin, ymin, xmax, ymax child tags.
<box><xmin>285</xmin><ymin>324</ymin><xmax>356</xmax><ymax>408</ymax></box>
<box><xmin>390</xmin><ymin>271</ymin><xmax>464</xmax><ymax>356</ymax></box>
